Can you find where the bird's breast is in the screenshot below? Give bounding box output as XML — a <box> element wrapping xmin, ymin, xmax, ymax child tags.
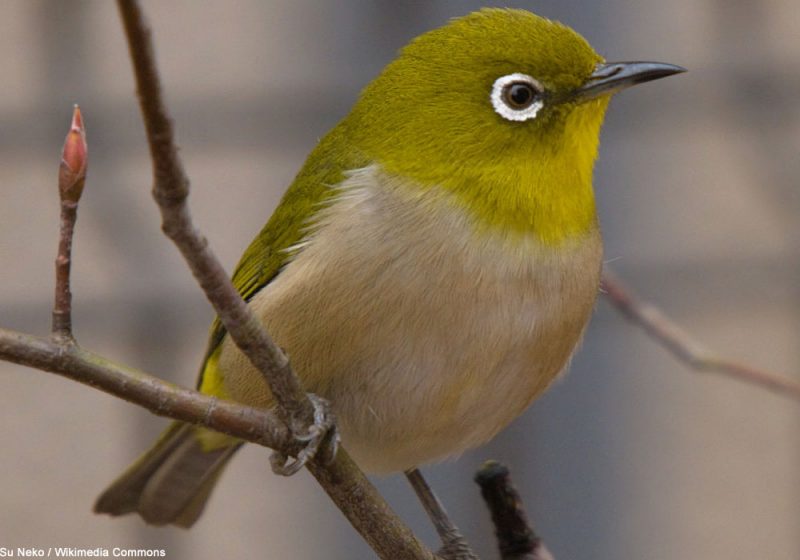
<box><xmin>218</xmin><ymin>165</ymin><xmax>603</xmax><ymax>472</ymax></box>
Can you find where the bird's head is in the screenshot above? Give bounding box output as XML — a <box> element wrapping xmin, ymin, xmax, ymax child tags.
<box><xmin>346</xmin><ymin>9</ymin><xmax>683</xmax><ymax>244</ymax></box>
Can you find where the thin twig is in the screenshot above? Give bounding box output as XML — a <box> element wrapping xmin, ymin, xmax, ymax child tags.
<box><xmin>601</xmin><ymin>268</ymin><xmax>800</xmax><ymax>402</ymax></box>
<box><xmin>15</xmin><ymin>112</ymin><xmax>295</xmax><ymax>453</ymax></box>
<box><xmin>406</xmin><ymin>469</ymin><xmax>479</xmax><ymax>560</ymax></box>
<box><xmin>116</xmin><ymin>0</ymin><xmax>307</xmax><ymax>425</ymax></box>
<box><xmin>52</xmin><ymin>106</ymin><xmax>86</xmax><ymax>342</ymax></box>
<box><xmin>114</xmin><ymin>2</ymin><xmax>433</xmax><ymax>558</ymax></box>
<box><xmin>475</xmin><ymin>462</ymin><xmax>554</xmax><ymax>560</ymax></box>
<box><xmin>0</xmin><ymin>327</ymin><xmax>296</xmax><ymax>452</ymax></box>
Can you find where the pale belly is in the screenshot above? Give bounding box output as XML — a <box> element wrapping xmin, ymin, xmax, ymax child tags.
<box><xmin>216</xmin><ymin>167</ymin><xmax>602</xmax><ymax>473</ymax></box>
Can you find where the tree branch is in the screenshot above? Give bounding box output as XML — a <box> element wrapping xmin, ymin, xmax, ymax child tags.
<box><xmin>52</xmin><ymin>105</ymin><xmax>87</xmax><ymax>342</ymax></box>
<box><xmin>116</xmin><ymin>0</ymin><xmax>306</xmax><ymax>424</ymax></box>
<box><xmin>601</xmin><ymin>268</ymin><xmax>800</xmax><ymax>402</ymax></box>
<box><xmin>0</xmin><ymin>327</ymin><xmax>297</xmax><ymax>453</ymax></box>
<box><xmin>475</xmin><ymin>462</ymin><xmax>554</xmax><ymax>560</ymax></box>
<box><xmin>114</xmin><ymin>1</ymin><xmax>434</xmax><ymax>558</ymax></box>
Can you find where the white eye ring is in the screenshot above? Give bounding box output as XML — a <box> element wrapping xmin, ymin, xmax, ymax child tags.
<box><xmin>490</xmin><ymin>73</ymin><xmax>545</xmax><ymax>122</ymax></box>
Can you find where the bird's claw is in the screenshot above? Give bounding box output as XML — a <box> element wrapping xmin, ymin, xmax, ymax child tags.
<box><xmin>270</xmin><ymin>393</ymin><xmax>339</xmax><ymax>476</ymax></box>
<box><xmin>436</xmin><ymin>536</ymin><xmax>480</xmax><ymax>560</ymax></box>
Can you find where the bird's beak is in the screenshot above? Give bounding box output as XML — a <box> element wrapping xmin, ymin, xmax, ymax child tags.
<box><xmin>568</xmin><ymin>61</ymin><xmax>686</xmax><ymax>103</ymax></box>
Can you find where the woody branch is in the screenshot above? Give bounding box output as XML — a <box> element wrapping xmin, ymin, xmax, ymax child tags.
<box><xmin>601</xmin><ymin>268</ymin><xmax>800</xmax><ymax>402</ymax></box>
<box><xmin>115</xmin><ymin>1</ymin><xmax>433</xmax><ymax>559</ymax></box>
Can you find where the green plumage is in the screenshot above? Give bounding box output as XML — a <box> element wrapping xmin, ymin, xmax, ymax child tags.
<box><xmin>95</xmin><ymin>7</ymin><xmax>681</xmax><ymax>528</ymax></box>
<box><xmin>97</xmin><ymin>8</ymin><xmax>605</xmax><ymax>525</ymax></box>
<box><xmin>202</xmin><ymin>8</ymin><xmax>602</xmax><ymax>370</ymax></box>
<box><xmin>199</xmin><ymin>122</ymin><xmax>367</xmax><ymax>382</ymax></box>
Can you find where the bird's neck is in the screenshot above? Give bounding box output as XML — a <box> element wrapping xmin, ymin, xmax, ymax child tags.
<box><xmin>434</xmin><ymin>156</ymin><xmax>598</xmax><ymax>246</ymax></box>
<box><xmin>350</xmin><ymin>103</ymin><xmax>607</xmax><ymax>247</ymax></box>
<box><xmin>375</xmin><ymin>146</ymin><xmax>600</xmax><ymax>247</ymax></box>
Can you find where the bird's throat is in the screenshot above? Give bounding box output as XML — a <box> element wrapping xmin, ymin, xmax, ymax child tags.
<box><xmin>438</xmin><ymin>157</ymin><xmax>598</xmax><ymax>246</ymax></box>
<box><xmin>370</xmin><ymin>103</ymin><xmax>606</xmax><ymax>247</ymax></box>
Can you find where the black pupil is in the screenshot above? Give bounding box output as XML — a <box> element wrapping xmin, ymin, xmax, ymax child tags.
<box><xmin>506</xmin><ymin>83</ymin><xmax>534</xmax><ymax>108</ymax></box>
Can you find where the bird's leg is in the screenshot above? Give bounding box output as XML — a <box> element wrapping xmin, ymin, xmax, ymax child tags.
<box><xmin>405</xmin><ymin>468</ymin><xmax>479</xmax><ymax>560</ymax></box>
<box><xmin>270</xmin><ymin>393</ymin><xmax>340</xmax><ymax>476</ymax></box>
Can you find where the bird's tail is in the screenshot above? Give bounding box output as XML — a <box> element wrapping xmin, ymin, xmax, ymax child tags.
<box><xmin>94</xmin><ymin>422</ymin><xmax>241</xmax><ymax>528</ymax></box>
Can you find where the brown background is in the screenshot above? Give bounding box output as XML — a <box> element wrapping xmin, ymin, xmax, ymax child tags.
<box><xmin>0</xmin><ymin>1</ymin><xmax>798</xmax><ymax>559</ymax></box>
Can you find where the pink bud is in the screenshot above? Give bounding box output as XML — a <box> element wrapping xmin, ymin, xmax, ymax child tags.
<box><xmin>59</xmin><ymin>105</ymin><xmax>87</xmax><ymax>203</ymax></box>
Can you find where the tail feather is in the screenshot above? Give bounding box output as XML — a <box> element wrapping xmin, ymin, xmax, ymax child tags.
<box><xmin>94</xmin><ymin>422</ymin><xmax>241</xmax><ymax>527</ymax></box>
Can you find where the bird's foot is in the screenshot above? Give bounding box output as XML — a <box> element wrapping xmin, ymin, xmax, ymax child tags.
<box><xmin>270</xmin><ymin>393</ymin><xmax>340</xmax><ymax>476</ymax></box>
<box><xmin>436</xmin><ymin>532</ymin><xmax>480</xmax><ymax>560</ymax></box>
<box><xmin>405</xmin><ymin>469</ymin><xmax>480</xmax><ymax>559</ymax></box>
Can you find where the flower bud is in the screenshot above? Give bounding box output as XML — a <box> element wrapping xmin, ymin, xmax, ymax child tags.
<box><xmin>59</xmin><ymin>105</ymin><xmax>87</xmax><ymax>203</ymax></box>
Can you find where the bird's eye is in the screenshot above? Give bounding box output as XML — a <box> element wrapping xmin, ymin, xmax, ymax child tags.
<box><xmin>504</xmin><ymin>83</ymin><xmax>535</xmax><ymax>108</ymax></box>
<box><xmin>490</xmin><ymin>73</ymin><xmax>545</xmax><ymax>122</ymax></box>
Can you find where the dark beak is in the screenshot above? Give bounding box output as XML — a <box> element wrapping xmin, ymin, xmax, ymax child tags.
<box><xmin>569</xmin><ymin>61</ymin><xmax>686</xmax><ymax>103</ymax></box>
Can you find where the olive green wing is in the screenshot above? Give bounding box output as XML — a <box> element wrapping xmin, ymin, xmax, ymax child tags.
<box><xmin>197</xmin><ymin>123</ymin><xmax>363</xmax><ymax>390</ymax></box>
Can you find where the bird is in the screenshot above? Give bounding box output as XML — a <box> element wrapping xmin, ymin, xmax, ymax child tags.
<box><xmin>95</xmin><ymin>8</ymin><xmax>683</xmax><ymax>527</ymax></box>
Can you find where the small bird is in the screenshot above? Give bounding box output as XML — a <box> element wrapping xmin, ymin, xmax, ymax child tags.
<box><xmin>96</xmin><ymin>8</ymin><xmax>683</xmax><ymax>527</ymax></box>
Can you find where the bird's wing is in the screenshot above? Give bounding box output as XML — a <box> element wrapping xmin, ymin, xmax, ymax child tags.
<box><xmin>196</xmin><ymin>123</ymin><xmax>363</xmax><ymax>391</ymax></box>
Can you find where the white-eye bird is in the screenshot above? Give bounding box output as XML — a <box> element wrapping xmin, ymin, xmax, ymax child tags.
<box><xmin>95</xmin><ymin>8</ymin><xmax>683</xmax><ymax>527</ymax></box>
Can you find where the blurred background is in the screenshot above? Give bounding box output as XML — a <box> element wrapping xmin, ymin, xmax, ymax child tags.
<box><xmin>1</xmin><ymin>1</ymin><xmax>798</xmax><ymax>558</ymax></box>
